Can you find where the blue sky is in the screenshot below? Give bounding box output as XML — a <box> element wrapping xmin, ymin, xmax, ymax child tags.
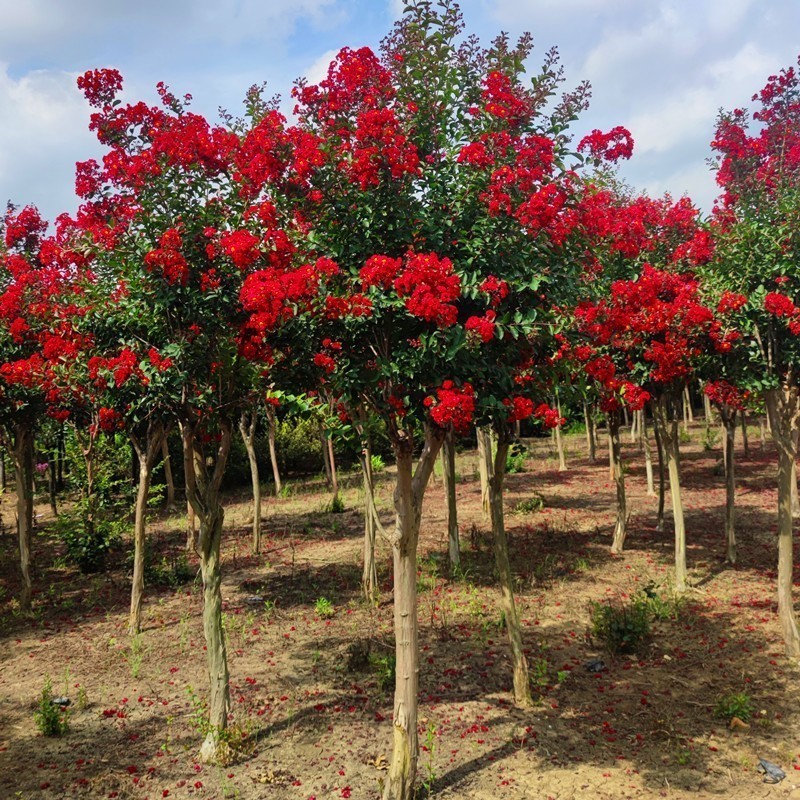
<box><xmin>1</xmin><ymin>0</ymin><xmax>799</xmax><ymax>223</ymax></box>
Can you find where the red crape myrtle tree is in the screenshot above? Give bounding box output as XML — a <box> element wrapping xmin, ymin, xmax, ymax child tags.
<box><xmin>568</xmin><ymin>189</ymin><xmax>718</xmax><ymax>558</ymax></box>
<box><xmin>241</xmin><ymin>2</ymin><xmax>620</xmax><ymax>795</ymax></box>
<box><xmin>0</xmin><ymin>205</ymin><xmax>89</xmax><ymax>610</ymax></box>
<box><xmin>73</xmin><ymin>68</ymin><xmax>312</xmax><ymax>760</ymax></box>
<box><xmin>709</xmin><ymin>55</ymin><xmax>800</xmax><ymax>655</ymax></box>
<box><xmin>573</xmin><ymin>265</ymin><xmax>738</xmax><ymax>589</ymax></box>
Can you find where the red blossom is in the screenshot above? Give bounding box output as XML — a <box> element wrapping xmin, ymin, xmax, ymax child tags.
<box><xmin>394</xmin><ymin>253</ymin><xmax>460</xmax><ymax>327</ymax></box>
<box><xmin>504</xmin><ymin>396</ymin><xmax>535</xmax><ymax>422</ymax></box>
<box><xmin>465</xmin><ymin>311</ymin><xmax>496</xmax><ymax>343</ymax></box>
<box><xmin>764</xmin><ymin>292</ymin><xmax>796</xmax><ymax>317</ymax></box>
<box><xmin>425</xmin><ymin>381</ymin><xmax>475</xmax><ymax>434</ymax></box>
<box><xmin>578</xmin><ymin>126</ymin><xmax>634</xmax><ymax>163</ymax></box>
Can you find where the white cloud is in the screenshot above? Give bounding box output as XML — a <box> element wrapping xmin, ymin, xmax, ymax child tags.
<box><xmin>302</xmin><ymin>49</ymin><xmax>340</xmax><ymax>86</ymax></box>
<box><xmin>0</xmin><ymin>65</ymin><xmax>97</xmax><ymax>220</ymax></box>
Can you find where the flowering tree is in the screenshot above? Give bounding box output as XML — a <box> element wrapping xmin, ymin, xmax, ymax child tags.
<box><xmin>573</xmin><ymin>264</ymin><xmax>736</xmax><ymax>588</ymax></box>
<box><xmin>568</xmin><ymin>187</ymin><xmax>718</xmax><ymax>558</ymax></box>
<box><xmin>241</xmin><ymin>2</ymin><xmax>617</xmax><ymax>794</ymax></box>
<box><xmin>73</xmin><ymin>68</ymin><xmax>310</xmax><ymax>759</ymax></box>
<box><xmin>0</xmin><ymin>205</ymin><xmax>88</xmax><ymax>610</ymax></box>
<box><xmin>708</xmin><ymin>55</ymin><xmax>800</xmax><ymax>654</ymax></box>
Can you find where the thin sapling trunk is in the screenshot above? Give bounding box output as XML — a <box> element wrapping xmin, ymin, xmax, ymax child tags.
<box><xmin>485</xmin><ymin>428</ymin><xmax>532</xmax><ymax>707</ymax></box>
<box><xmin>441</xmin><ymin>429</ymin><xmax>459</xmax><ymax>571</ymax></box>
<box><xmin>765</xmin><ymin>388</ymin><xmax>800</xmax><ymax>657</ymax></box>
<box><xmin>182</xmin><ymin>419</ymin><xmax>234</xmax><ymax>762</ymax></box>
<box><xmin>608</xmin><ymin>412</ymin><xmax>628</xmax><ymax>554</ymax></box>
<box><xmin>383</xmin><ymin>425</ymin><xmax>443</xmax><ymax>800</ymax></box>
<box><xmin>129</xmin><ymin>420</ymin><xmax>165</xmax><ymax>635</ymax></box>
<box><xmin>238</xmin><ymin>408</ymin><xmax>261</xmax><ymax>553</ymax></box>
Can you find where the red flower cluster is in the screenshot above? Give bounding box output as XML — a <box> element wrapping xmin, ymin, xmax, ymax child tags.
<box><xmin>144</xmin><ymin>229</ymin><xmax>189</xmax><ymax>286</ymax></box>
<box><xmin>704</xmin><ymin>380</ymin><xmax>747</xmax><ymax>410</ymax></box>
<box><xmin>479</xmin><ymin>275</ymin><xmax>509</xmax><ymax>306</ymax></box>
<box><xmin>77</xmin><ymin>68</ymin><xmax>123</xmax><ymax>108</ymax></box>
<box><xmin>504</xmin><ymin>396</ymin><xmax>534</xmax><ymax>422</ymax></box>
<box><xmin>98</xmin><ymin>407</ymin><xmax>124</xmax><ymax>432</ymax></box>
<box><xmin>324</xmin><ymin>294</ymin><xmax>373</xmax><ymax>319</ymax></box>
<box><xmin>313</xmin><ymin>353</ymin><xmax>336</xmax><ymax>373</ymax></box>
<box><xmin>577</xmin><ymin>127</ymin><xmax>634</xmax><ymax>163</ymax></box>
<box><xmin>4</xmin><ymin>205</ymin><xmax>48</xmax><ymax>249</ymax></box>
<box><xmin>533</xmin><ymin>403</ymin><xmax>565</xmax><ymax>429</ymax></box>
<box><xmin>360</xmin><ymin>255</ymin><xmax>402</xmax><ymax>289</ymax></box>
<box><xmin>394</xmin><ymin>253</ymin><xmax>461</xmax><ymax>327</ymax></box>
<box><xmin>481</xmin><ymin>71</ymin><xmax>531</xmax><ymax>125</ymax></box>
<box><xmin>425</xmin><ymin>381</ymin><xmax>475</xmax><ymax>434</ymax></box>
<box><xmin>764</xmin><ymin>292</ymin><xmax>796</xmax><ymax>317</ymax></box>
<box><xmin>465</xmin><ymin>311</ymin><xmax>496</xmax><ymax>343</ymax></box>
<box><xmin>716</xmin><ymin>291</ymin><xmax>748</xmax><ymax>314</ymax></box>
<box><xmin>220</xmin><ymin>229</ymin><xmax>261</xmax><ymax>269</ymax></box>
<box><xmin>575</xmin><ymin>265</ymin><xmax>736</xmax><ymax>390</ymax></box>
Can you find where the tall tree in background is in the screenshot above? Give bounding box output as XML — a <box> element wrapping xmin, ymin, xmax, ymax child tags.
<box><xmin>709</xmin><ymin>54</ymin><xmax>800</xmax><ymax>654</ymax></box>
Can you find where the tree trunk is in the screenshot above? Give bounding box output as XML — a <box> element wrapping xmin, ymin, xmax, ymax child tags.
<box><xmin>56</xmin><ymin>428</ymin><xmax>65</xmax><ymax>491</ymax></box>
<box><xmin>441</xmin><ymin>429</ymin><xmax>459</xmax><ymax>571</ymax></box>
<box><xmin>320</xmin><ymin>422</ymin><xmax>333</xmax><ymax>489</ymax></box>
<box><xmin>765</xmin><ymin>388</ymin><xmax>800</xmax><ymax>657</ymax></box>
<box><xmin>583</xmin><ymin>401</ymin><xmax>596</xmax><ymax>462</ymax></box>
<box><xmin>359</xmin><ymin>439</ymin><xmax>379</xmax><ymax>601</ymax></box>
<box><xmin>485</xmin><ymin>428</ymin><xmax>532</xmax><ymax>707</ymax></box>
<box><xmin>760</xmin><ymin>416</ymin><xmax>767</xmax><ymax>449</ymax></box>
<box><xmin>129</xmin><ymin>421</ymin><xmax>165</xmax><ymax>636</ymax></box>
<box><xmin>327</xmin><ymin>434</ymin><xmax>339</xmax><ymax>498</ymax></box>
<box><xmin>608</xmin><ymin>423</ymin><xmax>614</xmax><ymax>481</ymax></box>
<box><xmin>721</xmin><ymin>423</ymin><xmax>728</xmax><ymax>472</ymax></box>
<box><xmin>12</xmin><ymin>423</ymin><xmax>34</xmax><ymax>612</ymax></box>
<box><xmin>162</xmin><ymin>436</ymin><xmax>176</xmax><ymax>510</ymax></box>
<box><xmin>383</xmin><ymin>427</ymin><xmax>443</xmax><ymax>800</ymax></box>
<box><xmin>741</xmin><ymin>412</ymin><xmax>750</xmax><ymax>459</ymax></box>
<box><xmin>354</xmin><ymin>407</ymin><xmax>383</xmax><ymax>602</ymax></box>
<box><xmin>266</xmin><ymin>404</ymin><xmax>282</xmax><ymax>496</ymax></box>
<box><xmin>609</xmin><ymin>412</ymin><xmax>628</xmax><ymax>554</ymax></box>
<box><xmin>652</xmin><ymin>409</ymin><xmax>666</xmax><ymax>532</ymax></box>
<box><xmin>183</xmin><ymin>420</ymin><xmax>234</xmax><ymax>762</ymax></box>
<box><xmin>684</xmin><ymin>386</ymin><xmax>694</xmax><ymax>422</ymax></box>
<box><xmin>555</xmin><ymin>396</ymin><xmax>567</xmax><ymax>472</ymax></box>
<box><xmin>47</xmin><ymin>453</ymin><xmax>58</xmax><ymax>518</ymax></box>
<box><xmin>630</xmin><ymin>407</ymin><xmax>638</xmax><ymax>443</ymax></box>
<box><xmin>792</xmin><ymin>428</ymin><xmax>799</xmax><ymax>518</ymax></box>
<box><xmin>703</xmin><ymin>389</ymin><xmax>713</xmax><ymax>430</ymax></box>
<box><xmin>187</xmin><ymin>501</ymin><xmax>197</xmax><ymax>552</ymax></box>
<box><xmin>643</xmin><ymin>412</ymin><xmax>655</xmax><ymax>497</ymax></box>
<box><xmin>477</xmin><ymin>426</ymin><xmax>491</xmax><ymax>523</ymax></box>
<box><xmin>0</xmin><ymin>450</ymin><xmax>6</xmax><ymax>491</ymax></box>
<box><xmin>654</xmin><ymin>395</ymin><xmax>687</xmax><ymax>593</ymax></box>
<box><xmin>721</xmin><ymin>408</ymin><xmax>737</xmax><ymax>565</ymax></box>
<box><xmin>239</xmin><ymin>408</ymin><xmax>261</xmax><ymax>553</ymax></box>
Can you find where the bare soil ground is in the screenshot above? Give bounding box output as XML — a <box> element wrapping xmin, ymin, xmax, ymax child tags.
<box><xmin>2</xmin><ymin>423</ymin><xmax>800</xmax><ymax>799</ymax></box>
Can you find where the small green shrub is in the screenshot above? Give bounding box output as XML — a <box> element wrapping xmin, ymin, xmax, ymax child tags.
<box><xmin>590</xmin><ymin>597</ymin><xmax>651</xmax><ymax>654</ymax></box>
<box><xmin>505</xmin><ymin>442</ymin><xmax>528</xmax><ymax>474</ymax></box>
<box><xmin>314</xmin><ymin>597</ymin><xmax>334</xmax><ymax>618</ymax></box>
<box><xmin>640</xmin><ymin>582</ymin><xmax>686</xmax><ymax>620</ymax></box>
<box><xmin>513</xmin><ymin>494</ymin><xmax>545</xmax><ymax>514</ymax></box>
<box><xmin>714</xmin><ymin>691</ymin><xmax>753</xmax><ymax>722</ymax></box>
<box><xmin>701</xmin><ymin>426</ymin><xmax>719</xmax><ymax>450</ymax></box>
<box><xmin>34</xmin><ymin>677</ymin><xmax>69</xmax><ymax>737</ymax></box>
<box><xmin>323</xmin><ymin>493</ymin><xmax>345</xmax><ymax>514</ymax></box>
<box><xmin>370</xmin><ymin>653</ymin><xmax>396</xmax><ymax>692</ymax></box>
<box><xmin>56</xmin><ymin>509</ymin><xmax>126</xmax><ymax>573</ymax></box>
<box><xmin>370</xmin><ymin>454</ymin><xmax>385</xmax><ymax>473</ymax></box>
